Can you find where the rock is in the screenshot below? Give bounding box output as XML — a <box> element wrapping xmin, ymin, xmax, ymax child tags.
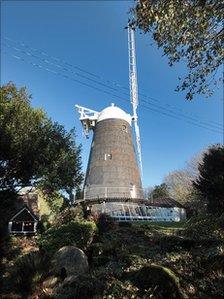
<box><xmin>42</xmin><ymin>276</ymin><xmax>59</xmax><ymax>288</ymax></box>
<box><xmin>51</xmin><ymin>246</ymin><xmax>89</xmax><ymax>278</ymax></box>
<box><xmin>133</xmin><ymin>264</ymin><xmax>183</xmax><ymax>299</ymax></box>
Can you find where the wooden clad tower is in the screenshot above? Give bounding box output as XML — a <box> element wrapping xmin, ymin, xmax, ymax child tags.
<box><xmin>76</xmin><ymin>104</ymin><xmax>143</xmax><ymax>200</ymax></box>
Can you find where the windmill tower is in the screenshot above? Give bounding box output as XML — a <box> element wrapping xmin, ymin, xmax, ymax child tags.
<box><xmin>76</xmin><ymin>25</ymin><xmax>143</xmax><ymax>201</ymax></box>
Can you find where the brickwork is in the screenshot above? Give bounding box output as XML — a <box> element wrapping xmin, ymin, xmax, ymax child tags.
<box><xmin>84</xmin><ymin>118</ymin><xmax>143</xmax><ymax>200</ymax></box>
<box><xmin>16</xmin><ymin>193</ymin><xmax>39</xmax><ymax>216</ymax></box>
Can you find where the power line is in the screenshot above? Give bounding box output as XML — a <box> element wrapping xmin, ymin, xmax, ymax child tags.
<box><xmin>3</xmin><ymin>43</ymin><xmax>223</xmax><ymax>133</ymax></box>
<box><xmin>4</xmin><ymin>37</ymin><xmax>223</xmax><ymax>129</ymax></box>
<box><xmin>3</xmin><ymin>50</ymin><xmax>223</xmax><ymax>136</ymax></box>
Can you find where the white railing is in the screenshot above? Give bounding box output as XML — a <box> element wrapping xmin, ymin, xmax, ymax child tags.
<box><xmin>84</xmin><ymin>186</ymin><xmax>144</xmax><ymax>200</ymax></box>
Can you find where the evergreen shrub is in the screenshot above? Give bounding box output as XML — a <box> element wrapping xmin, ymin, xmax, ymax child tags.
<box><xmin>95</xmin><ymin>213</ymin><xmax>116</xmax><ymax>233</ymax></box>
<box><xmin>14</xmin><ymin>251</ymin><xmax>49</xmax><ymax>296</ymax></box>
<box><xmin>38</xmin><ymin>221</ymin><xmax>97</xmax><ymax>255</ymax></box>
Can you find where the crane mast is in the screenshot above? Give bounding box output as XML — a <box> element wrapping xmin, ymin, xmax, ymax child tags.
<box><xmin>128</xmin><ymin>24</ymin><xmax>143</xmax><ymax>177</ymax></box>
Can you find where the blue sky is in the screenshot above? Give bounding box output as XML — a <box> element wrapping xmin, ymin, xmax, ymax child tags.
<box><xmin>1</xmin><ymin>0</ymin><xmax>223</xmax><ymax>188</ymax></box>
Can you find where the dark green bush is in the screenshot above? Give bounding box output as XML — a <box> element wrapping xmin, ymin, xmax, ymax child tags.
<box><xmin>37</xmin><ymin>214</ymin><xmax>51</xmax><ymax>233</ymax></box>
<box><xmin>92</xmin><ymin>255</ymin><xmax>111</xmax><ymax>267</ymax></box>
<box><xmin>13</xmin><ymin>251</ymin><xmax>50</xmax><ymax>296</ymax></box>
<box><xmin>95</xmin><ymin>213</ymin><xmax>116</xmax><ymax>233</ymax></box>
<box><xmin>181</xmin><ymin>213</ymin><xmax>224</xmax><ymax>241</ymax></box>
<box><xmin>52</xmin><ymin>206</ymin><xmax>84</xmax><ymax>226</ymax></box>
<box><xmin>118</xmin><ymin>221</ymin><xmax>132</xmax><ymax>227</ymax></box>
<box><xmin>38</xmin><ymin>221</ymin><xmax>97</xmax><ymax>255</ymax></box>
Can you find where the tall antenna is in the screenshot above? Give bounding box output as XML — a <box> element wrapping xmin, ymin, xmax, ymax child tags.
<box><xmin>128</xmin><ymin>23</ymin><xmax>143</xmax><ymax>177</ymax></box>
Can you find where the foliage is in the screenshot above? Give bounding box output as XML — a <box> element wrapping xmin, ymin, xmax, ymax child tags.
<box><xmin>143</xmin><ymin>186</ymin><xmax>153</xmax><ymax>199</ymax></box>
<box><xmin>0</xmin><ymin>190</ymin><xmax>18</xmax><ymax>234</ymax></box>
<box><xmin>164</xmin><ymin>169</ymin><xmax>204</xmax><ymax>215</ymax></box>
<box><xmin>38</xmin><ymin>189</ymin><xmax>65</xmax><ymax>220</ymax></box>
<box><xmin>2</xmin><ymin>218</ymin><xmax>224</xmax><ymax>298</ymax></box>
<box><xmin>37</xmin><ymin>190</ymin><xmax>68</xmax><ymax>232</ymax></box>
<box><xmin>132</xmin><ymin>0</ymin><xmax>223</xmax><ymax>100</ymax></box>
<box><xmin>54</xmin><ymin>218</ymin><xmax>223</xmax><ymax>298</ymax></box>
<box><xmin>181</xmin><ymin>213</ymin><xmax>224</xmax><ymax>241</ymax></box>
<box><xmin>94</xmin><ymin>213</ymin><xmax>116</xmax><ymax>233</ymax></box>
<box><xmin>0</xmin><ymin>82</ymin><xmax>83</xmax><ymax>196</ymax></box>
<box><xmin>75</xmin><ymin>187</ymin><xmax>84</xmax><ymax>200</ymax></box>
<box><xmin>164</xmin><ymin>170</ymin><xmax>195</xmax><ymax>203</ymax></box>
<box><xmin>163</xmin><ymin>148</ymin><xmax>207</xmax><ymax>214</ymax></box>
<box><xmin>52</xmin><ymin>205</ymin><xmax>84</xmax><ymax>226</ymax></box>
<box><xmin>37</xmin><ymin>221</ymin><xmax>97</xmax><ymax>255</ymax></box>
<box><xmin>150</xmin><ymin>183</ymin><xmax>169</xmax><ymax>199</ymax></box>
<box><xmin>54</xmin><ymin>272</ymin><xmax>106</xmax><ymax>299</ymax></box>
<box><xmin>13</xmin><ymin>250</ymin><xmax>50</xmax><ymax>296</ymax></box>
<box><xmin>193</xmin><ymin>144</ymin><xmax>224</xmax><ymax>215</ymax></box>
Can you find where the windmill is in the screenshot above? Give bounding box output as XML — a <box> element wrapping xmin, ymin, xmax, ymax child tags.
<box><xmin>75</xmin><ymin>24</ymin><xmax>143</xmax><ymax>201</ymax></box>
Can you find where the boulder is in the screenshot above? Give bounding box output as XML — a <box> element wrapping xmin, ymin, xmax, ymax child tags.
<box><xmin>51</xmin><ymin>246</ymin><xmax>89</xmax><ymax>278</ymax></box>
<box><xmin>133</xmin><ymin>264</ymin><xmax>183</xmax><ymax>299</ymax></box>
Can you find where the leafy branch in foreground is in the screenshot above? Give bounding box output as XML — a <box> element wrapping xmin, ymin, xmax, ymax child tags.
<box><xmin>132</xmin><ymin>0</ymin><xmax>223</xmax><ymax>100</ymax></box>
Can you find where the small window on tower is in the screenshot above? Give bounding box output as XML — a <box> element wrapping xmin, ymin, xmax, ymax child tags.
<box><xmin>105</xmin><ymin>154</ymin><xmax>112</xmax><ymax>160</ymax></box>
<box><xmin>129</xmin><ymin>183</ymin><xmax>134</xmax><ymax>191</ymax></box>
<box><xmin>122</xmin><ymin>125</ymin><xmax>127</xmax><ymax>132</ymax></box>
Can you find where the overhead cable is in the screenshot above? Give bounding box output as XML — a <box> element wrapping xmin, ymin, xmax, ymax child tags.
<box><xmin>4</xmin><ymin>36</ymin><xmax>223</xmax><ymax>129</ymax></box>
<box><xmin>3</xmin><ymin>50</ymin><xmax>223</xmax><ymax>136</ymax></box>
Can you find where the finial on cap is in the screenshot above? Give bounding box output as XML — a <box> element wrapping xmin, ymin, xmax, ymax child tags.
<box><xmin>111</xmin><ymin>103</ymin><xmax>115</xmax><ymax>107</ymax></box>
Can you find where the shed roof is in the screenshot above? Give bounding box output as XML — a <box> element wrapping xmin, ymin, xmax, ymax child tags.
<box><xmin>10</xmin><ymin>206</ymin><xmax>38</xmax><ymax>222</ymax></box>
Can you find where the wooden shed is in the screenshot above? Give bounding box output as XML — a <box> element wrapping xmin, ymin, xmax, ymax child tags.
<box><xmin>8</xmin><ymin>206</ymin><xmax>38</xmax><ymax>234</ymax></box>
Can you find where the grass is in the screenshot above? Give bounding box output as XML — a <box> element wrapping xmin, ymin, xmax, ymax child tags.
<box><xmin>132</xmin><ymin>221</ymin><xmax>186</xmax><ymax>232</ymax></box>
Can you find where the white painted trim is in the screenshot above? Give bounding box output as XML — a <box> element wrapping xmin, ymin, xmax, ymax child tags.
<box><xmin>10</xmin><ymin>207</ymin><xmax>37</xmax><ymax>221</ymax></box>
<box><xmin>9</xmin><ymin>220</ymin><xmax>38</xmax><ymax>233</ymax></box>
<box><xmin>10</xmin><ymin>231</ymin><xmax>36</xmax><ymax>234</ymax></box>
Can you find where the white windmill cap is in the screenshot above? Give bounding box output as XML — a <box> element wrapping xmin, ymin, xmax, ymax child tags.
<box><xmin>97</xmin><ymin>103</ymin><xmax>132</xmax><ymax>125</ymax></box>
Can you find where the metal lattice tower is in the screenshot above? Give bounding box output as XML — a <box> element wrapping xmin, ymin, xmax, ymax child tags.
<box><xmin>128</xmin><ymin>24</ymin><xmax>143</xmax><ymax>177</ymax></box>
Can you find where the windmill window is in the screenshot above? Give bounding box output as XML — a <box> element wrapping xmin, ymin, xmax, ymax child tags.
<box><xmin>122</xmin><ymin>125</ymin><xmax>127</xmax><ymax>132</ymax></box>
<box><xmin>129</xmin><ymin>183</ymin><xmax>134</xmax><ymax>191</ymax></box>
<box><xmin>105</xmin><ymin>154</ymin><xmax>112</xmax><ymax>160</ymax></box>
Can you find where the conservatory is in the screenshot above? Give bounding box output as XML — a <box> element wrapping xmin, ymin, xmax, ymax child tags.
<box><xmin>91</xmin><ymin>199</ymin><xmax>186</xmax><ymax>222</ymax></box>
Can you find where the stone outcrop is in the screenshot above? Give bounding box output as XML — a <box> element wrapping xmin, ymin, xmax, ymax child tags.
<box><xmin>51</xmin><ymin>246</ymin><xmax>89</xmax><ymax>278</ymax></box>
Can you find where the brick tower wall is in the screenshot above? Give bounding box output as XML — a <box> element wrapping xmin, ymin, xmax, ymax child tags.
<box><xmin>84</xmin><ymin>118</ymin><xmax>143</xmax><ymax>200</ymax></box>
<box><xmin>17</xmin><ymin>192</ymin><xmax>39</xmax><ymax>216</ymax></box>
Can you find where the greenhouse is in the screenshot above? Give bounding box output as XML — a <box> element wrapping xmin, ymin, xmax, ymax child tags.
<box><xmin>91</xmin><ymin>201</ymin><xmax>186</xmax><ymax>222</ymax></box>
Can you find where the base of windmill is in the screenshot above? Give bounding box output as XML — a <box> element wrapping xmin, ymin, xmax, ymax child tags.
<box><xmin>76</xmin><ymin>197</ymin><xmax>186</xmax><ymax>222</ymax></box>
